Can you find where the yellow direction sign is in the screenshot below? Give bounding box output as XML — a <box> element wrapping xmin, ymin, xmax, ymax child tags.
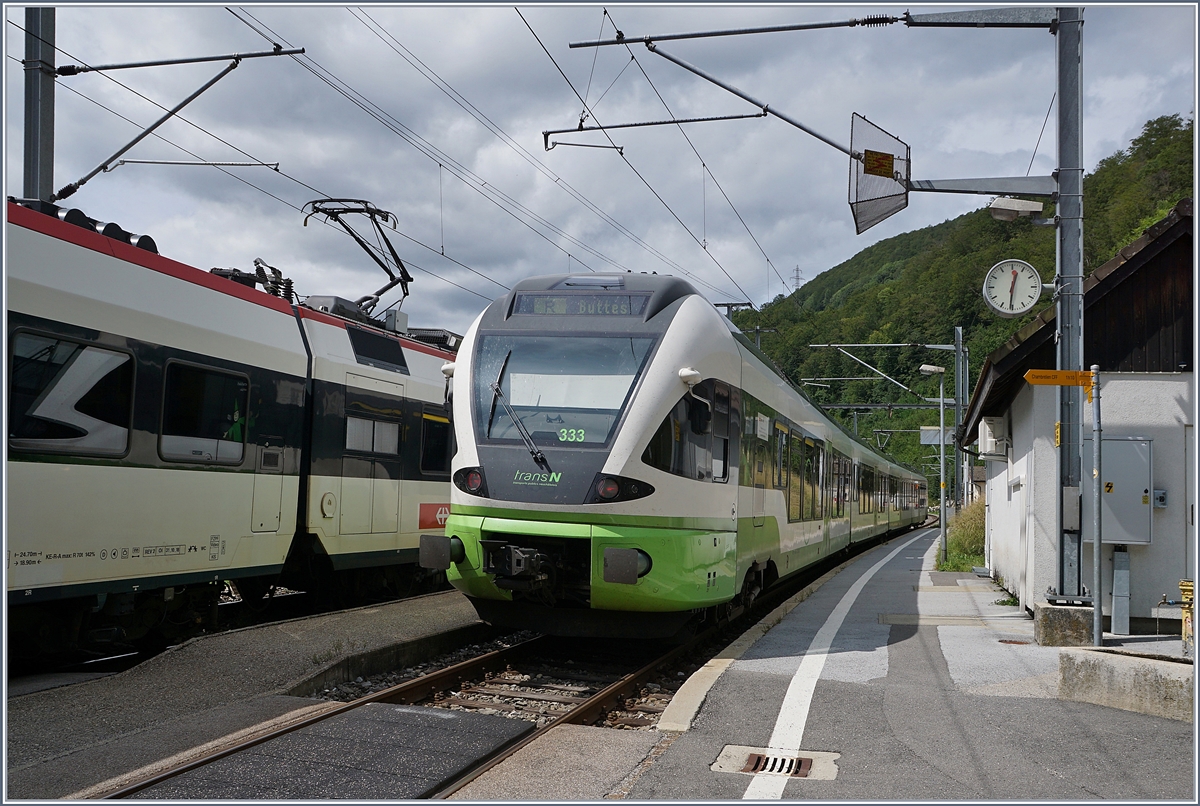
<box><xmin>1024</xmin><ymin>369</ymin><xmax>1094</xmax><ymax>401</ymax></box>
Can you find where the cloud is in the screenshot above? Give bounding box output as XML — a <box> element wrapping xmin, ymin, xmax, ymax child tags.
<box><xmin>6</xmin><ymin>4</ymin><xmax>1195</xmax><ymax>332</ymax></box>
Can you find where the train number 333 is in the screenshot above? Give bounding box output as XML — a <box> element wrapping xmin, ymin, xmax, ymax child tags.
<box><xmin>558</xmin><ymin>428</ymin><xmax>586</xmax><ymax>442</ymax></box>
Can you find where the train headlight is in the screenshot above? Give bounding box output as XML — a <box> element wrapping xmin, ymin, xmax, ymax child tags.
<box><xmin>635</xmin><ymin>549</ymin><xmax>653</xmax><ymax>578</ymax></box>
<box><xmin>583</xmin><ymin>473</ymin><xmax>654</xmax><ymax>504</ymax></box>
<box><xmin>453</xmin><ymin>467</ymin><xmax>489</xmax><ymax>497</ymax></box>
<box><xmin>596</xmin><ymin>477</ymin><xmax>621</xmax><ymax>500</ymax></box>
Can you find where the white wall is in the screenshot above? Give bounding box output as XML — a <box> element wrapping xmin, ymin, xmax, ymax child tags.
<box><xmin>986</xmin><ymin>372</ymin><xmax>1194</xmax><ymax>622</ymax></box>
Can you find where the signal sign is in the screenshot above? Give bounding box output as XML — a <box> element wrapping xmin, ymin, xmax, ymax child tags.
<box><xmin>862</xmin><ymin>149</ymin><xmax>895</xmax><ymax>178</ymax></box>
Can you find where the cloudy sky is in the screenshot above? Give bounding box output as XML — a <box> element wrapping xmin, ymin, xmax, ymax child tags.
<box><xmin>6</xmin><ymin>4</ymin><xmax>1195</xmax><ymax>333</ymax></box>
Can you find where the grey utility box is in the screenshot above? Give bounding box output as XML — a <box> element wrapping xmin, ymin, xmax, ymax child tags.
<box><xmin>1081</xmin><ymin>437</ymin><xmax>1152</xmax><ymax>544</ymax></box>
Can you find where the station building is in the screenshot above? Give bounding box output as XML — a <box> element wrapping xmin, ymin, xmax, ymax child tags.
<box><xmin>961</xmin><ymin>199</ymin><xmax>1193</xmax><ymax>632</ymax></box>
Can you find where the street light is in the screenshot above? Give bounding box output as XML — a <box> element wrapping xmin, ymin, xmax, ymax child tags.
<box><xmin>920</xmin><ymin>363</ymin><xmax>947</xmax><ymax>564</ymax></box>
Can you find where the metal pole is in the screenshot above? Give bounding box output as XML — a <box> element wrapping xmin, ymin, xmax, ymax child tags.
<box><xmin>1091</xmin><ymin>365</ymin><xmax>1103</xmax><ymax>646</ymax></box>
<box><xmin>954</xmin><ymin>326</ymin><xmax>964</xmax><ymax>513</ymax></box>
<box><xmin>52</xmin><ymin>59</ymin><xmax>240</xmax><ymax>201</ymax></box>
<box><xmin>645</xmin><ymin>43</ymin><xmax>853</xmax><ymax>157</ymax></box>
<box><xmin>1056</xmin><ymin>6</ymin><xmax>1085</xmax><ymax>597</ymax></box>
<box><xmin>939</xmin><ymin>372</ymin><xmax>947</xmax><ymax>563</ymax></box>
<box><xmin>23</xmin><ymin>7</ymin><xmax>55</xmax><ymax>201</ymax></box>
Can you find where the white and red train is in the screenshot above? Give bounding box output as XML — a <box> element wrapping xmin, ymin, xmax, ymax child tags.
<box><xmin>6</xmin><ymin>200</ymin><xmax>456</xmax><ymax>658</ymax></box>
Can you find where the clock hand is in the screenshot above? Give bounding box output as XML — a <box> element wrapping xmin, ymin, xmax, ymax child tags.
<box><xmin>1009</xmin><ymin>269</ymin><xmax>1018</xmax><ymax>308</ymax></box>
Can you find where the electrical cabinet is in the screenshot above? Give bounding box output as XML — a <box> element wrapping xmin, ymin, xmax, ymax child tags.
<box><xmin>1081</xmin><ymin>437</ymin><xmax>1152</xmax><ymax>544</ymax></box>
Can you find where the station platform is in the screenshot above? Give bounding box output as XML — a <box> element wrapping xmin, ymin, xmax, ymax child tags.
<box><xmin>454</xmin><ymin>527</ymin><xmax>1194</xmax><ymax>801</ymax></box>
<box><xmin>5</xmin><ymin>590</ymin><xmax>484</xmax><ymax>800</ymax></box>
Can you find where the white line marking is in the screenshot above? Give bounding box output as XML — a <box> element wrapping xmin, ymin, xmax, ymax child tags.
<box><xmin>742</xmin><ymin>529</ymin><xmax>931</xmax><ymax>799</ymax></box>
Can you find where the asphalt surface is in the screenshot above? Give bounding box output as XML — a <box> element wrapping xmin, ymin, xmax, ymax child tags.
<box><xmin>5</xmin><ymin>590</ymin><xmax>481</xmax><ymax>799</ymax></box>
<box><xmin>128</xmin><ymin>704</ymin><xmax>533</xmax><ymax>799</ymax></box>
<box><xmin>623</xmin><ymin>528</ymin><xmax>1195</xmax><ymax>800</ymax></box>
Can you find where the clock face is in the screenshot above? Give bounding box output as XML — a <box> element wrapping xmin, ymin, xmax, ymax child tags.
<box><xmin>983</xmin><ymin>259</ymin><xmax>1043</xmax><ymax>318</ymax></box>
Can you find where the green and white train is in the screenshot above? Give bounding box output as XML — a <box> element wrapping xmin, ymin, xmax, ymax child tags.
<box><xmin>421</xmin><ymin>273</ymin><xmax>927</xmax><ymax>637</ymax></box>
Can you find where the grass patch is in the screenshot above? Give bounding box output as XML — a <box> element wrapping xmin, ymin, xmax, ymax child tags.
<box><xmin>993</xmin><ymin>595</ymin><xmax>1020</xmax><ymax>606</ymax></box>
<box><xmin>936</xmin><ymin>497</ymin><xmax>986</xmax><ymax>573</ymax></box>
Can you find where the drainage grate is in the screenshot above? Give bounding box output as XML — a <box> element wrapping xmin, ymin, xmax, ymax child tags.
<box><xmin>999</xmin><ymin>639</ymin><xmax>1030</xmax><ymax>645</ymax></box>
<box><xmin>740</xmin><ymin>753</ymin><xmax>812</xmax><ymax>777</ymax></box>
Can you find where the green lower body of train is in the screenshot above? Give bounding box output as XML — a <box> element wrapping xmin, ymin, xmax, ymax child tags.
<box><xmin>439</xmin><ymin>506</ymin><xmax>837</xmax><ymax>638</ymax></box>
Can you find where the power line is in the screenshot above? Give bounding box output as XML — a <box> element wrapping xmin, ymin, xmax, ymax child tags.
<box><xmin>6</xmin><ymin>18</ymin><xmax>499</xmax><ymax>301</ymax></box>
<box><xmin>232</xmin><ymin>7</ymin><xmax>617</xmax><ymax>277</ymax></box>
<box><xmin>516</xmin><ymin>6</ymin><xmax>748</xmax><ymax>305</ymax></box>
<box><xmin>606</xmin><ymin>8</ymin><xmax>788</xmax><ymax>292</ymax></box>
<box><xmin>347</xmin><ymin>6</ymin><xmax>701</xmax><ymax>280</ymax></box>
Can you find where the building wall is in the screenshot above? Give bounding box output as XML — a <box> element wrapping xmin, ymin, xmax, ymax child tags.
<box><xmin>1078</xmin><ymin>373</ymin><xmax>1194</xmax><ymax>620</ymax></box>
<box><xmin>986</xmin><ymin>373</ymin><xmax>1194</xmax><ymax>623</ymax></box>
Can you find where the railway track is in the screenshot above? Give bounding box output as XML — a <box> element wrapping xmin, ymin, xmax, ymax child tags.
<box><xmin>101</xmin><ymin>526</ymin><xmax>924</xmax><ymax>800</ymax></box>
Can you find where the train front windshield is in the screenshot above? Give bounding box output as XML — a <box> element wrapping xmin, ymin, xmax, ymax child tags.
<box><xmin>473</xmin><ymin>334</ymin><xmax>655</xmax><ymax>448</ymax></box>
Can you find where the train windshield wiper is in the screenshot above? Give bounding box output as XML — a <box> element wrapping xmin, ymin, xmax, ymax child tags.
<box><xmin>489</xmin><ymin>381</ymin><xmax>545</xmax><ymax>464</ymax></box>
<box><xmin>486</xmin><ymin>350</ymin><xmax>512</xmax><ymax>439</ymax></box>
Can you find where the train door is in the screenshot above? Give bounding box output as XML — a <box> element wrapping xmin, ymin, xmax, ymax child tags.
<box><xmin>341</xmin><ymin>376</ymin><xmax>405</xmax><ymax>537</ymax></box>
<box><xmin>251</xmin><ymin>444</ymin><xmax>284</xmax><ymax>532</ymax></box>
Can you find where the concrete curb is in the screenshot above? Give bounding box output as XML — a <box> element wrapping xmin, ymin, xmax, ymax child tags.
<box><xmin>1058</xmin><ymin>647</ymin><xmax>1195</xmax><ymax>722</ymax></box>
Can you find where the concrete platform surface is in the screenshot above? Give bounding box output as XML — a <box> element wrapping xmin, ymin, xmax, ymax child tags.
<box><xmin>128</xmin><ymin>703</ymin><xmax>532</xmax><ymax>799</ymax></box>
<box><xmin>449</xmin><ymin>724</ymin><xmax>668</xmax><ymax>801</ymax></box>
<box><xmin>5</xmin><ymin>590</ymin><xmax>481</xmax><ymax>800</ymax></box>
<box><xmin>622</xmin><ymin>529</ymin><xmax>1194</xmax><ymax>801</ymax></box>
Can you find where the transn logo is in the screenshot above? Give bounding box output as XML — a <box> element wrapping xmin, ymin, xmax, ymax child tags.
<box><xmin>419</xmin><ymin>503</ymin><xmax>451</xmax><ymax>530</ymax></box>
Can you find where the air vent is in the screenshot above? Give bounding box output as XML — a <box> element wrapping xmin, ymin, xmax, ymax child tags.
<box><xmin>740</xmin><ymin>754</ymin><xmax>812</xmax><ymax>777</ymax></box>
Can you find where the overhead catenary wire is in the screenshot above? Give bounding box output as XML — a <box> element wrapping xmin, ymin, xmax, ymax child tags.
<box><xmin>346</xmin><ymin>6</ymin><xmax>702</xmax><ymax>281</ymax></box>
<box><xmin>6</xmin><ymin>19</ymin><xmax>501</xmax><ymax>301</ymax></box>
<box><xmin>516</xmin><ymin>8</ymin><xmax>753</xmax><ymax>305</ymax></box>
<box><xmin>606</xmin><ymin>7</ymin><xmax>790</xmax><ymax>292</ymax></box>
<box><xmin>8</xmin><ymin>76</ymin><xmax>490</xmax><ymax>306</ymax></box>
<box><xmin>231</xmin><ymin>8</ymin><xmax>624</xmax><ymax>278</ymax></box>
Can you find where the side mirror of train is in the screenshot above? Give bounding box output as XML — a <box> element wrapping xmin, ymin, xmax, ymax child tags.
<box><xmin>441</xmin><ymin>362</ymin><xmax>455</xmax><ymax>407</ymax></box>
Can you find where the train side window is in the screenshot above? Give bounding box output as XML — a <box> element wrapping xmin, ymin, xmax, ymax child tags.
<box><xmin>712</xmin><ymin>382</ymin><xmax>730</xmax><ymax>482</ymax></box>
<box><xmin>788</xmin><ymin>433</ymin><xmax>802</xmax><ymax>522</ymax></box>
<box><xmin>804</xmin><ymin>438</ymin><xmax>823</xmax><ymax>520</ymax></box>
<box><xmin>346</xmin><ymin>416</ymin><xmax>373</xmax><ymax>452</ymax></box>
<box><xmin>160</xmin><ymin>362</ymin><xmax>248</xmax><ymax>464</ymax></box>
<box><xmin>9</xmin><ymin>332</ymin><xmax>133</xmax><ymax>456</ymax></box>
<box><xmin>420</xmin><ymin>412</ymin><xmax>453</xmax><ymax>474</ymax></box>
<box><xmin>346</xmin><ymin>416</ymin><xmax>400</xmax><ymax>455</ymax></box>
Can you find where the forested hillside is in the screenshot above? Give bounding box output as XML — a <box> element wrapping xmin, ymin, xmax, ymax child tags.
<box><xmin>733</xmin><ymin>114</ymin><xmax>1193</xmax><ymax>476</ymax></box>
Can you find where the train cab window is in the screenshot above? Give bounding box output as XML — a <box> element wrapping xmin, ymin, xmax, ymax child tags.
<box><xmin>419</xmin><ymin>411</ymin><xmax>453</xmax><ymax>475</ymax></box>
<box><xmin>642</xmin><ymin>380</ymin><xmax>715</xmax><ymax>482</ymax></box>
<box><xmin>9</xmin><ymin>333</ymin><xmax>133</xmax><ymax>456</ymax></box>
<box><xmin>346</xmin><ymin>415</ymin><xmax>400</xmax><ymax>455</ymax></box>
<box><xmin>161</xmin><ymin>363</ymin><xmax>248</xmax><ymax>464</ymax></box>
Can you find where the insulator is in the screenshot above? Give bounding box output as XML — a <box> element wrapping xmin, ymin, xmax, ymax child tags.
<box><xmin>281</xmin><ymin>278</ymin><xmax>294</xmax><ymax>302</ymax></box>
<box><xmin>856</xmin><ymin>14</ymin><xmax>893</xmax><ymax>27</ymax></box>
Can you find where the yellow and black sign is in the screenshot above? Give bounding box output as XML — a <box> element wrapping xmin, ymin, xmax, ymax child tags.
<box><xmin>862</xmin><ymin>149</ymin><xmax>895</xmax><ymax>179</ymax></box>
<box><xmin>1105</xmin><ymin>481</ymin><xmax>1114</xmax><ymax>493</ymax></box>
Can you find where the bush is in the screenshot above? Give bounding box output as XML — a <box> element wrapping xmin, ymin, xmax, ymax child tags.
<box><xmin>938</xmin><ymin>497</ymin><xmax>986</xmax><ymax>572</ymax></box>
